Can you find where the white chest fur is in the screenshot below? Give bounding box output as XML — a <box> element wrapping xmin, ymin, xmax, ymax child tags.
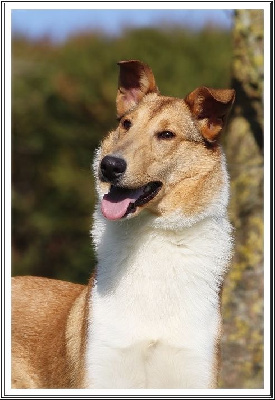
<box><xmin>85</xmin><ymin>211</ymin><xmax>232</xmax><ymax>389</ymax></box>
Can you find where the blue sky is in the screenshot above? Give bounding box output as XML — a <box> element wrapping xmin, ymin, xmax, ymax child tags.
<box><xmin>12</xmin><ymin>9</ymin><xmax>234</xmax><ymax>42</ymax></box>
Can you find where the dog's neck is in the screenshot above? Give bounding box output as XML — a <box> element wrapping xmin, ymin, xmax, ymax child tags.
<box><xmin>92</xmin><ymin>208</ymin><xmax>232</xmax><ymax>297</ymax></box>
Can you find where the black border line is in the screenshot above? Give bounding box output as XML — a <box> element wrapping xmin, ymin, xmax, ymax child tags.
<box><xmin>1</xmin><ymin>0</ymin><xmax>6</xmax><ymax>398</ymax></box>
<box><xmin>2</xmin><ymin>1</ymin><xmax>274</xmax><ymax>398</ymax></box>
<box><xmin>270</xmin><ymin>1</ymin><xmax>275</xmax><ymax>399</ymax></box>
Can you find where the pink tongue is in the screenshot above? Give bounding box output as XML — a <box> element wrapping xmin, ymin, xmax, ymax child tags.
<box><xmin>101</xmin><ymin>187</ymin><xmax>144</xmax><ymax>220</ymax></box>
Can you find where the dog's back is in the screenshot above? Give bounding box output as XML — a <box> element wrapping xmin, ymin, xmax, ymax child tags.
<box><xmin>12</xmin><ymin>276</ymin><xmax>88</xmax><ymax>388</ymax></box>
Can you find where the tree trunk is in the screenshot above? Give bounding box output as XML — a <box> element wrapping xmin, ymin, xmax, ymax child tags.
<box><xmin>220</xmin><ymin>10</ymin><xmax>264</xmax><ymax>388</ymax></box>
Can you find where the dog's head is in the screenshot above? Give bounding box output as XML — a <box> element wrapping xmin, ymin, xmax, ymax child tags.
<box><xmin>96</xmin><ymin>60</ymin><xmax>235</xmax><ymax>224</ymax></box>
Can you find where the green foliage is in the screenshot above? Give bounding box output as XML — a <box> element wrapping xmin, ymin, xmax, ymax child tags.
<box><xmin>12</xmin><ymin>27</ymin><xmax>233</xmax><ymax>284</ymax></box>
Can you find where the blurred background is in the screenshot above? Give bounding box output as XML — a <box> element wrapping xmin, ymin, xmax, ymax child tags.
<box><xmin>11</xmin><ymin>8</ymin><xmax>264</xmax><ymax>389</ymax></box>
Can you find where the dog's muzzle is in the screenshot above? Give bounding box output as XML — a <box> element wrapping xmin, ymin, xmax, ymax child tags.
<box><xmin>99</xmin><ymin>154</ymin><xmax>162</xmax><ymax>221</ymax></box>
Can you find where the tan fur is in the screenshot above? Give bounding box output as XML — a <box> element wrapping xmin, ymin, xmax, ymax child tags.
<box><xmin>11</xmin><ymin>276</ymin><xmax>90</xmax><ymax>388</ymax></box>
<box><xmin>101</xmin><ymin>94</ymin><xmax>226</xmax><ymax>219</ymax></box>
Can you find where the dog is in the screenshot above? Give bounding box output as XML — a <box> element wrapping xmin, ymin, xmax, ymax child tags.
<box><xmin>11</xmin><ymin>60</ymin><xmax>235</xmax><ymax>389</ymax></box>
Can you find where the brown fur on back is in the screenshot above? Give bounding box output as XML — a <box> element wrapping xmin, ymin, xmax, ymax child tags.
<box><xmin>11</xmin><ymin>276</ymin><xmax>90</xmax><ymax>388</ymax></box>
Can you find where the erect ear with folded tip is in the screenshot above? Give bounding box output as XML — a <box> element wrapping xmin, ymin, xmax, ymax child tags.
<box><xmin>116</xmin><ymin>60</ymin><xmax>159</xmax><ymax>118</ymax></box>
<box><xmin>185</xmin><ymin>86</ymin><xmax>235</xmax><ymax>143</ymax></box>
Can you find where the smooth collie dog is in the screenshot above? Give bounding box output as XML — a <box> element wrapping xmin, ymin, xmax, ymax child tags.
<box><xmin>12</xmin><ymin>60</ymin><xmax>235</xmax><ymax>389</ymax></box>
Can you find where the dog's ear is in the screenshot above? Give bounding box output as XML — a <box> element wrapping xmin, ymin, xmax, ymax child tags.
<box><xmin>185</xmin><ymin>86</ymin><xmax>235</xmax><ymax>143</ymax></box>
<box><xmin>116</xmin><ymin>60</ymin><xmax>159</xmax><ymax>118</ymax></box>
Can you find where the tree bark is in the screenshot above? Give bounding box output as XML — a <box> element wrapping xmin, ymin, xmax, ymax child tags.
<box><xmin>220</xmin><ymin>10</ymin><xmax>264</xmax><ymax>388</ymax></box>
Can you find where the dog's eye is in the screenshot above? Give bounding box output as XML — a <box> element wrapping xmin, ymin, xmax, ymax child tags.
<box><xmin>121</xmin><ymin>119</ymin><xmax>132</xmax><ymax>130</ymax></box>
<box><xmin>157</xmin><ymin>131</ymin><xmax>175</xmax><ymax>140</ymax></box>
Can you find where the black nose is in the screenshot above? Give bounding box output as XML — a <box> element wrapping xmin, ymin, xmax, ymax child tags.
<box><xmin>100</xmin><ymin>155</ymin><xmax>127</xmax><ymax>183</ymax></box>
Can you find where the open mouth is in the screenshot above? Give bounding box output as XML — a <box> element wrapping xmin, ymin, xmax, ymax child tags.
<box><xmin>101</xmin><ymin>181</ymin><xmax>163</xmax><ymax>221</ymax></box>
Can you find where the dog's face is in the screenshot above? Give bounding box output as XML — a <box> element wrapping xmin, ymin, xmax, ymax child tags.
<box><xmin>97</xmin><ymin>61</ymin><xmax>235</xmax><ymax>222</ymax></box>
